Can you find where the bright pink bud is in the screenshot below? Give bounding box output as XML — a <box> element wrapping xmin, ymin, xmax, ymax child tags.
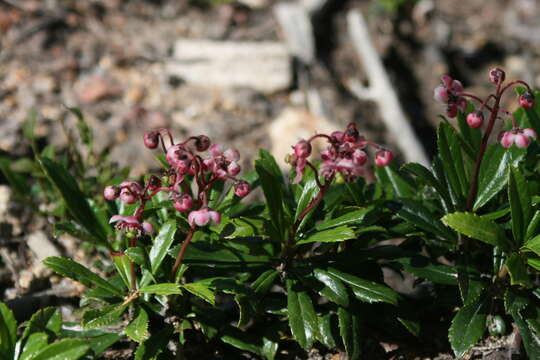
<box><xmin>209</xmin><ymin>144</ymin><xmax>224</xmax><ymax>157</ymax></box>
<box><xmin>466</xmin><ymin>111</ymin><xmax>484</xmax><ymax>128</ymax></box>
<box><xmin>514</xmin><ymin>133</ymin><xmax>530</xmax><ymax>148</ymax></box>
<box><xmin>195</xmin><ymin>135</ymin><xmax>211</xmax><ymax>151</ymax></box>
<box><xmin>227</xmin><ymin>161</ymin><xmax>241</xmax><ymax>176</ymax></box>
<box><xmin>375</xmin><ymin>150</ymin><xmax>393</xmax><ymax>166</ymax></box>
<box><xmin>143</xmin><ymin>131</ymin><xmax>159</xmax><ymax>149</ymax></box>
<box><xmin>188</xmin><ymin>208</ymin><xmax>221</xmax><ymax>227</ymax></box>
<box><xmin>174</xmin><ymin>193</ymin><xmax>193</xmax><ymax>212</ymax></box>
<box><xmin>142</xmin><ymin>221</ymin><xmax>155</xmax><ymax>234</ymax></box>
<box><xmin>352</xmin><ymin>149</ymin><xmax>368</xmax><ymax>166</ymax></box>
<box><xmin>488</xmin><ymin>68</ymin><xmax>505</xmax><ymax>84</ymax></box>
<box><xmin>523</xmin><ymin>128</ymin><xmax>537</xmax><ymax>139</ymax></box>
<box><xmin>234</xmin><ymin>181</ymin><xmax>250</xmax><ymax>198</ymax></box>
<box><xmin>519</xmin><ymin>92</ymin><xmax>535</xmax><ymax>109</ymax></box>
<box><xmin>500</xmin><ymin>131</ymin><xmax>515</xmax><ymax>148</ymax></box>
<box><xmin>166</xmin><ymin>144</ymin><xmax>191</xmax><ymax>172</ymax></box>
<box><xmin>223</xmin><ymin>148</ymin><xmax>240</xmax><ymax>162</ymax></box>
<box><xmin>294</xmin><ymin>140</ymin><xmax>312</xmax><ymax>158</ymax></box>
<box><xmin>104</xmin><ymin>185</ymin><xmax>119</xmax><ymax>200</ymax></box>
<box><xmin>119</xmin><ymin>181</ymin><xmax>142</xmax><ymax>204</ymax></box>
<box><xmin>433</xmin><ymin>85</ymin><xmax>449</xmax><ymax>103</ymax></box>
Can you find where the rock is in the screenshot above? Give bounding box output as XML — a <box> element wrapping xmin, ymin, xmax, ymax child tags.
<box><xmin>27</xmin><ymin>231</ymin><xmax>61</xmax><ymax>263</ymax></box>
<box><xmin>77</xmin><ymin>75</ymin><xmax>122</xmax><ymax>104</ymax></box>
<box><xmin>0</xmin><ymin>185</ymin><xmax>11</xmax><ymax>222</ymax></box>
<box><xmin>274</xmin><ymin>3</ymin><xmax>315</xmax><ymax>64</ymax></box>
<box><xmin>166</xmin><ymin>39</ymin><xmax>291</xmax><ymax>93</ymax></box>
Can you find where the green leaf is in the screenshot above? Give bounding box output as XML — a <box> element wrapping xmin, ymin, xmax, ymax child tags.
<box><xmin>19</xmin><ymin>333</ymin><xmax>48</xmax><ymax>360</ymax></box>
<box><xmin>327</xmin><ymin>268</ymin><xmax>398</xmax><ymax>305</ymax></box>
<box><xmin>338</xmin><ymin>306</ymin><xmax>361</xmax><ymax>360</ymax></box>
<box><xmin>0</xmin><ymin>157</ymin><xmax>31</xmax><ymax>197</ymax></box>
<box><xmin>251</xmin><ymin>270</ymin><xmax>279</xmax><ymax>295</ymax></box>
<box><xmin>473</xmin><ymin>144</ymin><xmax>510</xmax><ymax>210</ymax></box>
<box><xmin>297</xmin><ymin>226</ymin><xmax>355</xmax><ymax>245</ymax></box>
<box><xmin>401</xmin><ymin>162</ymin><xmax>452</xmax><ymax>211</ymax></box>
<box><xmin>182</xmin><ymin>283</ymin><xmax>215</xmax><ymax>305</ymax></box>
<box><xmin>32</xmin><ymin>339</ymin><xmax>90</xmax><ymax>360</ymax></box>
<box><xmin>505</xmin><ymin>253</ymin><xmax>532</xmax><ymax>287</ymax></box>
<box><xmin>85</xmin><ymin>333</ymin><xmax>122</xmax><ymax>357</ymax></box>
<box><xmin>294</xmin><ymin>173</ymin><xmax>319</xmax><ymax>231</ymax></box>
<box><xmin>395</xmin><ymin>256</ymin><xmax>457</xmax><ymax>285</ymax></box>
<box><xmin>0</xmin><ymin>302</ymin><xmax>17</xmax><ymax>358</ymax></box>
<box><xmin>442</xmin><ymin>212</ymin><xmax>511</xmax><ymax>250</ymax></box>
<box><xmin>313</xmin><ymin>269</ymin><xmax>349</xmax><ymax>307</ymax></box>
<box><xmin>315</xmin><ymin>207</ymin><xmax>373</xmax><ymax>231</ymax></box>
<box><xmin>375</xmin><ymin>164</ymin><xmax>415</xmax><ymax>198</ymax></box>
<box><xmin>393</xmin><ymin>199</ymin><xmax>456</xmax><ymax>242</ymax></box>
<box><xmin>134</xmin><ymin>325</ymin><xmax>174</xmax><ymax>360</ymax></box>
<box><xmin>125</xmin><ymin>247</ymin><xmax>147</xmax><ymax>267</ymax></box>
<box><xmin>397</xmin><ymin>317</ymin><xmax>420</xmax><ymax>337</ymax></box>
<box><xmin>437</xmin><ymin>123</ymin><xmax>467</xmax><ymax>204</ymax></box>
<box><xmin>139</xmin><ymin>283</ymin><xmax>182</xmax><ymax>296</ymax></box>
<box><xmin>508</xmin><ymin>166</ymin><xmax>531</xmax><ymax>245</ymax></box>
<box><xmin>43</xmin><ymin>257</ymin><xmax>123</xmax><ymax>297</ymax></box>
<box><xmin>448</xmin><ymin>295</ymin><xmax>488</xmax><ymax>358</ymax></box>
<box><xmin>125</xmin><ymin>308</ymin><xmax>149</xmax><ymax>343</ymax></box>
<box><xmin>82</xmin><ymin>304</ymin><xmax>127</xmax><ymax>329</ymax></box>
<box><xmin>21</xmin><ymin>307</ymin><xmax>62</xmax><ymax>340</ymax></box>
<box><xmin>317</xmin><ymin>314</ymin><xmax>337</xmax><ymax>349</ymax></box>
<box><xmin>111</xmin><ymin>252</ymin><xmax>133</xmax><ymax>289</ymax></box>
<box><xmin>262</xmin><ymin>336</ymin><xmax>278</xmax><ymax>360</ymax></box>
<box><xmin>286</xmin><ymin>279</ymin><xmax>319</xmax><ymax>350</ymax></box>
<box><xmin>523</xmin><ymin>235</ymin><xmax>540</xmax><ymax>257</ymax></box>
<box><xmin>38</xmin><ymin>158</ymin><xmax>110</xmax><ymax>248</ymax></box>
<box><xmin>221</xmin><ymin>328</ymin><xmax>262</xmax><ymax>356</ymax></box>
<box><xmin>457</xmin><ymin>104</ymin><xmax>481</xmax><ymax>157</ymax></box>
<box><xmin>148</xmin><ymin>220</ymin><xmax>177</xmax><ymax>275</ymax></box>
<box><xmin>505</xmin><ymin>286</ymin><xmax>540</xmax><ymax>358</ymax></box>
<box><xmin>526</xmin><ymin>211</ymin><xmax>540</xmax><ymax>242</ymax></box>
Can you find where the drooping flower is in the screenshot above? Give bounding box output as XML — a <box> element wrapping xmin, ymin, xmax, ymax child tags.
<box><xmin>434</xmin><ymin>75</ymin><xmax>467</xmax><ymax>118</ymax></box>
<box><xmin>188</xmin><ymin>208</ymin><xmax>221</xmax><ymax>227</ymax></box>
<box><xmin>499</xmin><ymin>128</ymin><xmax>537</xmax><ymax>148</ymax></box>
<box><xmin>109</xmin><ymin>215</ymin><xmax>155</xmax><ymax>235</ymax></box>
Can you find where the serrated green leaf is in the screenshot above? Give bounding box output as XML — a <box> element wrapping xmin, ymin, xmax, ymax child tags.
<box><xmin>448</xmin><ymin>296</ymin><xmax>488</xmax><ymax>358</ymax></box>
<box><xmin>43</xmin><ymin>257</ymin><xmax>123</xmax><ymax>297</ymax></box>
<box><xmin>38</xmin><ymin>158</ymin><xmax>110</xmax><ymax>248</ymax></box>
<box><xmin>111</xmin><ymin>252</ymin><xmax>133</xmax><ymax>289</ymax></box>
<box><xmin>315</xmin><ymin>207</ymin><xmax>373</xmax><ymax>231</ymax></box>
<box><xmin>508</xmin><ymin>166</ymin><xmax>531</xmax><ymax>246</ymax></box>
<box><xmin>182</xmin><ymin>283</ymin><xmax>215</xmax><ymax>305</ymax></box>
<box><xmin>82</xmin><ymin>304</ymin><xmax>127</xmax><ymax>329</ymax></box>
<box><xmin>505</xmin><ymin>253</ymin><xmax>532</xmax><ymax>287</ymax></box>
<box><xmin>298</xmin><ymin>226</ymin><xmax>355</xmax><ymax>245</ymax></box>
<box><xmin>19</xmin><ymin>333</ymin><xmax>48</xmax><ymax>360</ymax></box>
<box><xmin>395</xmin><ymin>256</ymin><xmax>457</xmax><ymax>285</ymax></box>
<box><xmin>338</xmin><ymin>306</ymin><xmax>361</xmax><ymax>360</ymax></box>
<box><xmin>473</xmin><ymin>144</ymin><xmax>510</xmax><ymax>210</ymax></box>
<box><xmin>32</xmin><ymin>339</ymin><xmax>90</xmax><ymax>360</ymax></box>
<box><xmin>125</xmin><ymin>247</ymin><xmax>147</xmax><ymax>267</ymax></box>
<box><xmin>286</xmin><ymin>279</ymin><xmax>319</xmax><ymax>350</ymax></box>
<box><xmin>375</xmin><ymin>164</ymin><xmax>415</xmax><ymax>198</ymax></box>
<box><xmin>327</xmin><ymin>268</ymin><xmax>398</xmax><ymax>305</ymax></box>
<box><xmin>139</xmin><ymin>283</ymin><xmax>182</xmax><ymax>296</ymax></box>
<box><xmin>83</xmin><ymin>333</ymin><xmax>122</xmax><ymax>357</ymax></box>
<box><xmin>125</xmin><ymin>308</ymin><xmax>149</xmax><ymax>343</ymax></box>
<box><xmin>442</xmin><ymin>212</ymin><xmax>511</xmax><ymax>250</ymax></box>
<box><xmin>0</xmin><ymin>302</ymin><xmax>17</xmax><ymax>358</ymax></box>
<box><xmin>313</xmin><ymin>269</ymin><xmax>349</xmax><ymax>307</ymax></box>
<box><xmin>21</xmin><ymin>307</ymin><xmax>61</xmax><ymax>340</ymax></box>
<box><xmin>148</xmin><ymin>220</ymin><xmax>177</xmax><ymax>275</ymax></box>
<box><xmin>221</xmin><ymin>327</ymin><xmax>262</xmax><ymax>356</ymax></box>
<box><xmin>402</xmin><ymin>162</ymin><xmax>453</xmax><ymax>211</ymax></box>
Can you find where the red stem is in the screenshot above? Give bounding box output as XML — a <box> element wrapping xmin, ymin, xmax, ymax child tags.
<box><xmin>171</xmin><ymin>228</ymin><xmax>195</xmax><ymax>278</ymax></box>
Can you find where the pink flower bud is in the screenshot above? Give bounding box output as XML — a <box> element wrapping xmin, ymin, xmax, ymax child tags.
<box><xmin>293</xmin><ymin>140</ymin><xmax>312</xmax><ymax>158</ymax></box>
<box><xmin>352</xmin><ymin>149</ymin><xmax>368</xmax><ymax>166</ymax></box>
<box><xmin>166</xmin><ymin>144</ymin><xmax>192</xmax><ymax>172</ymax></box>
<box><xmin>142</xmin><ymin>221</ymin><xmax>155</xmax><ymax>234</ymax></box>
<box><xmin>174</xmin><ymin>193</ymin><xmax>193</xmax><ymax>212</ymax></box>
<box><xmin>330</xmin><ymin>131</ymin><xmax>344</xmax><ymax>141</ymax></box>
<box><xmin>209</xmin><ymin>144</ymin><xmax>224</xmax><ymax>157</ymax></box>
<box><xmin>104</xmin><ymin>185</ymin><xmax>119</xmax><ymax>200</ymax></box>
<box><xmin>519</xmin><ymin>92</ymin><xmax>535</xmax><ymax>109</ymax></box>
<box><xmin>223</xmin><ymin>148</ymin><xmax>240</xmax><ymax>162</ymax></box>
<box><xmin>188</xmin><ymin>208</ymin><xmax>221</xmax><ymax>227</ymax></box>
<box><xmin>433</xmin><ymin>85</ymin><xmax>449</xmax><ymax>103</ymax></box>
<box><xmin>450</xmin><ymin>79</ymin><xmax>464</xmax><ymax>94</ymax></box>
<box><xmin>195</xmin><ymin>135</ymin><xmax>211</xmax><ymax>151</ymax></box>
<box><xmin>234</xmin><ymin>181</ymin><xmax>250</xmax><ymax>197</ymax></box>
<box><xmin>143</xmin><ymin>131</ymin><xmax>159</xmax><ymax>149</ymax></box>
<box><xmin>343</xmin><ymin>123</ymin><xmax>359</xmax><ymax>142</ymax></box>
<box><xmin>292</xmin><ymin>157</ymin><xmax>307</xmax><ymax>184</ymax></box>
<box><xmin>446</xmin><ymin>104</ymin><xmax>458</xmax><ymax>118</ymax></box>
<box><xmin>227</xmin><ymin>161</ymin><xmax>241</xmax><ymax>177</ymax></box>
<box><xmin>488</xmin><ymin>68</ymin><xmax>505</xmax><ymax>84</ymax></box>
<box><xmin>375</xmin><ymin>150</ymin><xmax>393</xmax><ymax>166</ymax></box>
<box><xmin>514</xmin><ymin>133</ymin><xmax>530</xmax><ymax>148</ymax></box>
<box><xmin>500</xmin><ymin>131</ymin><xmax>515</xmax><ymax>148</ymax></box>
<box><xmin>466</xmin><ymin>111</ymin><xmax>484</xmax><ymax>129</ymax></box>
<box><xmin>119</xmin><ymin>181</ymin><xmax>142</xmax><ymax>204</ymax></box>
<box><xmin>523</xmin><ymin>128</ymin><xmax>537</xmax><ymax>139</ymax></box>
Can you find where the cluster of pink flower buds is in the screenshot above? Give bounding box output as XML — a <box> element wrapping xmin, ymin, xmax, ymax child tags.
<box><xmin>287</xmin><ymin>123</ymin><xmax>393</xmax><ymax>185</ymax></box>
<box><xmin>104</xmin><ymin>129</ymin><xmax>250</xmax><ymax>235</ymax></box>
<box><xmin>434</xmin><ymin>68</ymin><xmax>537</xmax><ymax>150</ymax></box>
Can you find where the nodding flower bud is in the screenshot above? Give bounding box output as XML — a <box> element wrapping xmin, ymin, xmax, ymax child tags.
<box><xmin>234</xmin><ymin>180</ymin><xmax>250</xmax><ymax>198</ymax></box>
<box><xmin>166</xmin><ymin>144</ymin><xmax>192</xmax><ymax>173</ymax></box>
<box><xmin>351</xmin><ymin>149</ymin><xmax>368</xmax><ymax>166</ymax></box>
<box><xmin>344</xmin><ymin>123</ymin><xmax>360</xmax><ymax>142</ymax></box>
<box><xmin>119</xmin><ymin>181</ymin><xmax>142</xmax><ymax>204</ymax></box>
<box><xmin>188</xmin><ymin>208</ymin><xmax>221</xmax><ymax>227</ymax></box>
<box><xmin>519</xmin><ymin>92</ymin><xmax>535</xmax><ymax>109</ymax></box>
<box><xmin>104</xmin><ymin>185</ymin><xmax>119</xmax><ymax>200</ymax></box>
<box><xmin>499</xmin><ymin>128</ymin><xmax>537</xmax><ymax>148</ymax></box>
<box><xmin>143</xmin><ymin>131</ymin><xmax>159</xmax><ymax>149</ymax></box>
<box><xmin>147</xmin><ymin>175</ymin><xmax>161</xmax><ymax>191</ymax></box>
<box><xmin>466</xmin><ymin>111</ymin><xmax>484</xmax><ymax>129</ymax></box>
<box><xmin>195</xmin><ymin>135</ymin><xmax>211</xmax><ymax>151</ymax></box>
<box><xmin>374</xmin><ymin>150</ymin><xmax>393</xmax><ymax>167</ymax></box>
<box><xmin>293</xmin><ymin>140</ymin><xmax>311</xmax><ymax>158</ymax></box>
<box><xmin>488</xmin><ymin>68</ymin><xmax>505</xmax><ymax>84</ymax></box>
<box><xmin>173</xmin><ymin>193</ymin><xmax>193</xmax><ymax>213</ymax></box>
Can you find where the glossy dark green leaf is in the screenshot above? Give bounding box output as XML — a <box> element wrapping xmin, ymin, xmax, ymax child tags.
<box><xmin>82</xmin><ymin>304</ymin><xmax>127</xmax><ymax>329</ymax></box>
<box><xmin>523</xmin><ymin>234</ymin><xmax>540</xmax><ymax>257</ymax></box>
<box><xmin>375</xmin><ymin>164</ymin><xmax>415</xmax><ymax>198</ymax></box>
<box><xmin>401</xmin><ymin>162</ymin><xmax>452</xmax><ymax>211</ymax></box>
<box><xmin>297</xmin><ymin>226</ymin><xmax>355</xmax><ymax>245</ymax></box>
<box><xmin>457</xmin><ymin>104</ymin><xmax>481</xmax><ymax>157</ymax></box>
<box><xmin>125</xmin><ymin>247</ymin><xmax>147</xmax><ymax>268</ymax></box>
<box><xmin>294</xmin><ymin>172</ymin><xmax>320</xmax><ymax>231</ymax></box>
<box><xmin>395</xmin><ymin>256</ymin><xmax>457</xmax><ymax>285</ymax></box>
<box><xmin>261</xmin><ymin>336</ymin><xmax>278</xmax><ymax>360</ymax></box>
<box><xmin>448</xmin><ymin>295</ymin><xmax>488</xmax><ymax>358</ymax></box>
<box><xmin>437</xmin><ymin>123</ymin><xmax>467</xmax><ymax>204</ymax></box>
<box><xmin>32</xmin><ymin>339</ymin><xmax>90</xmax><ymax>360</ymax></box>
<box><xmin>442</xmin><ymin>212</ymin><xmax>511</xmax><ymax>250</ymax></box>
<box><xmin>221</xmin><ymin>327</ymin><xmax>262</xmax><ymax>356</ymax></box>
<box><xmin>22</xmin><ymin>307</ymin><xmax>61</xmax><ymax>340</ymax></box>
<box><xmin>139</xmin><ymin>283</ymin><xmax>183</xmax><ymax>296</ymax></box>
<box><xmin>338</xmin><ymin>306</ymin><xmax>361</xmax><ymax>360</ymax></box>
<box><xmin>313</xmin><ymin>269</ymin><xmax>349</xmax><ymax>307</ymax></box>
<box><xmin>473</xmin><ymin>144</ymin><xmax>510</xmax><ymax>210</ymax></box>
<box><xmin>134</xmin><ymin>325</ymin><xmax>174</xmax><ymax>360</ymax></box>
<box><xmin>182</xmin><ymin>282</ymin><xmax>215</xmax><ymax>305</ymax></box>
<box><xmin>148</xmin><ymin>220</ymin><xmax>176</xmax><ymax>275</ymax></box>
<box><xmin>505</xmin><ymin>253</ymin><xmax>531</xmax><ymax>287</ymax></box>
<box><xmin>286</xmin><ymin>279</ymin><xmax>319</xmax><ymax>350</ymax></box>
<box><xmin>251</xmin><ymin>270</ymin><xmax>279</xmax><ymax>295</ymax></box>
<box><xmin>505</xmin><ymin>287</ymin><xmax>540</xmax><ymax>358</ymax></box>
<box><xmin>111</xmin><ymin>252</ymin><xmax>133</xmax><ymax>289</ymax></box>
<box><xmin>38</xmin><ymin>158</ymin><xmax>110</xmax><ymax>248</ymax></box>
<box><xmin>508</xmin><ymin>166</ymin><xmax>531</xmax><ymax>246</ymax></box>
<box><xmin>526</xmin><ymin>211</ymin><xmax>540</xmax><ymax>242</ymax></box>
<box><xmin>0</xmin><ymin>302</ymin><xmax>17</xmax><ymax>358</ymax></box>
<box><xmin>397</xmin><ymin>317</ymin><xmax>420</xmax><ymax>337</ymax></box>
<box><xmin>327</xmin><ymin>268</ymin><xmax>398</xmax><ymax>305</ymax></box>
<box><xmin>315</xmin><ymin>207</ymin><xmax>373</xmax><ymax>231</ymax></box>
<box><xmin>125</xmin><ymin>308</ymin><xmax>149</xmax><ymax>343</ymax></box>
<box><xmin>19</xmin><ymin>333</ymin><xmax>48</xmax><ymax>360</ymax></box>
<box><xmin>317</xmin><ymin>314</ymin><xmax>337</xmax><ymax>349</ymax></box>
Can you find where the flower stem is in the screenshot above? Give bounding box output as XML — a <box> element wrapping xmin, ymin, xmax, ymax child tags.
<box><xmin>171</xmin><ymin>228</ymin><xmax>195</xmax><ymax>279</ymax></box>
